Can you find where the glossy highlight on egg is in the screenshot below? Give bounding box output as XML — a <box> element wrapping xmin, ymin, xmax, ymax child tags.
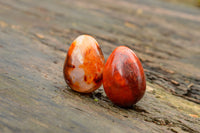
<box><xmin>63</xmin><ymin>35</ymin><xmax>105</xmax><ymax>93</ymax></box>
<box><xmin>103</xmin><ymin>46</ymin><xmax>146</xmax><ymax>107</ymax></box>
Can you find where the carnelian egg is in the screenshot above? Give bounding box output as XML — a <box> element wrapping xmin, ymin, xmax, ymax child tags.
<box><xmin>63</xmin><ymin>35</ymin><xmax>105</xmax><ymax>93</ymax></box>
<box><xmin>103</xmin><ymin>46</ymin><xmax>146</xmax><ymax>107</ymax></box>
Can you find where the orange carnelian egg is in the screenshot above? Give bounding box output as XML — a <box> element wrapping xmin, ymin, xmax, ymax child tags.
<box><xmin>63</xmin><ymin>35</ymin><xmax>105</xmax><ymax>93</ymax></box>
<box><xmin>103</xmin><ymin>46</ymin><xmax>146</xmax><ymax>107</ymax></box>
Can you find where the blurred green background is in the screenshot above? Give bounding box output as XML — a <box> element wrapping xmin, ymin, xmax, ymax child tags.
<box><xmin>163</xmin><ymin>0</ymin><xmax>200</xmax><ymax>7</ymax></box>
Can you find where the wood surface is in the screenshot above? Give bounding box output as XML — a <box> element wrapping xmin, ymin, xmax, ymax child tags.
<box><xmin>0</xmin><ymin>0</ymin><xmax>200</xmax><ymax>132</ymax></box>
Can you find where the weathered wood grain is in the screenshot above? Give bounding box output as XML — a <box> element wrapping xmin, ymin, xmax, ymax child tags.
<box><xmin>0</xmin><ymin>0</ymin><xmax>200</xmax><ymax>132</ymax></box>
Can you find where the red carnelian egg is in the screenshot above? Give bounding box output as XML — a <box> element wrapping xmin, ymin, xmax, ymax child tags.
<box><xmin>103</xmin><ymin>46</ymin><xmax>146</xmax><ymax>107</ymax></box>
<box><xmin>63</xmin><ymin>35</ymin><xmax>105</xmax><ymax>93</ymax></box>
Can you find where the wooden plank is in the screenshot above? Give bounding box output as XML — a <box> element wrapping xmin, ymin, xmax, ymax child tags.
<box><xmin>0</xmin><ymin>0</ymin><xmax>200</xmax><ymax>132</ymax></box>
